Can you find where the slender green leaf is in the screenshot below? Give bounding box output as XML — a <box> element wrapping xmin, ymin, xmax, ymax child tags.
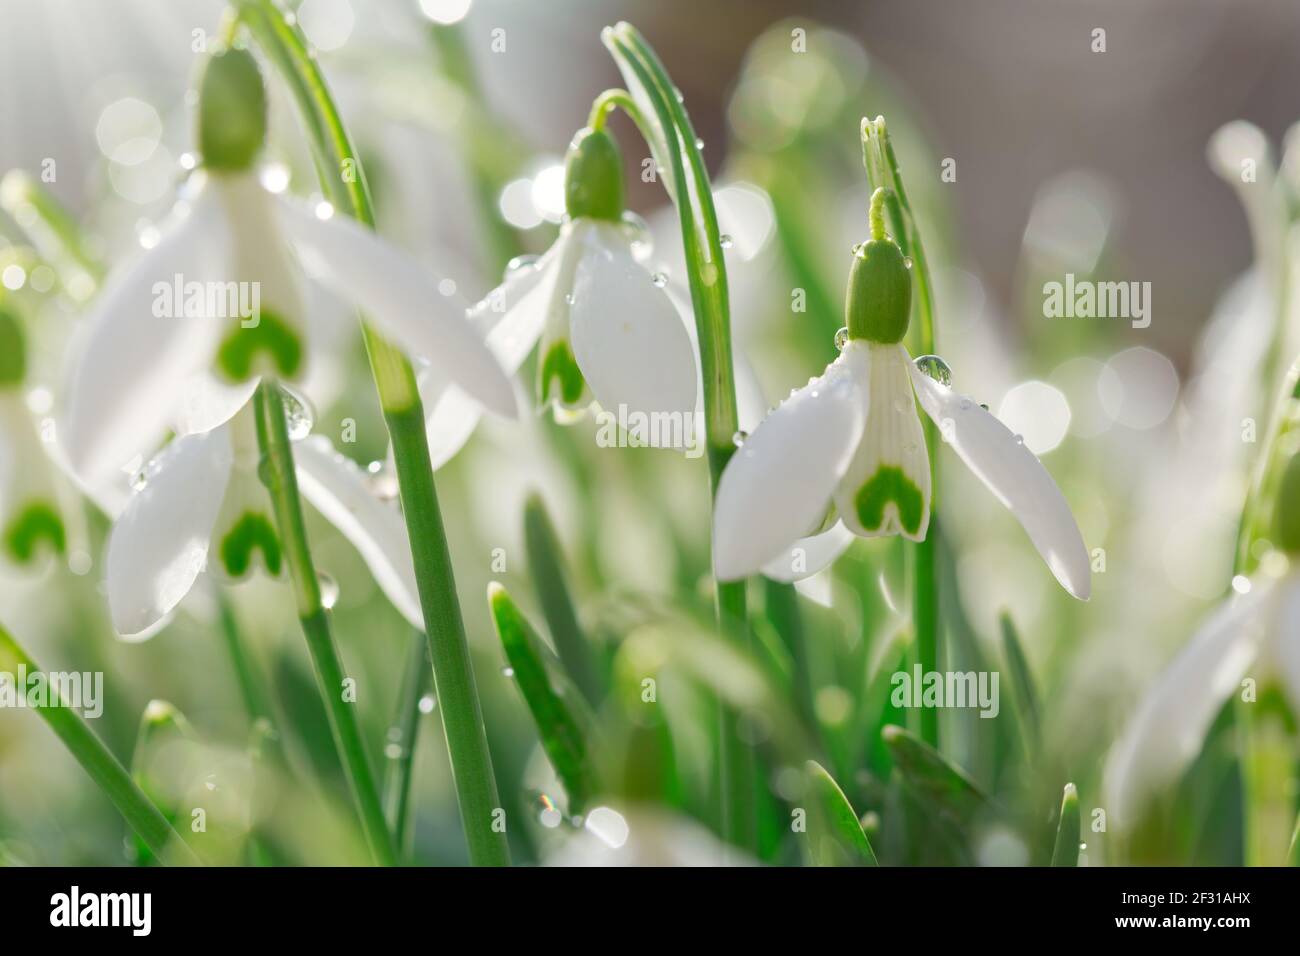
<box><xmin>806</xmin><ymin>760</ymin><xmax>878</xmax><ymax>866</ymax></box>
<box><xmin>1000</xmin><ymin>611</ymin><xmax>1041</xmax><ymax>752</ymax></box>
<box><xmin>523</xmin><ymin>492</ymin><xmax>602</xmax><ymax>704</ymax></box>
<box><xmin>489</xmin><ymin>583</ymin><xmax>597</xmax><ymax>813</ymax></box>
<box><xmin>882</xmin><ymin>723</ymin><xmax>990</xmax><ymax>823</ymax></box>
<box><xmin>383</xmin><ymin>631</ymin><xmax>430</xmax><ymax>857</ymax></box>
<box><xmin>1052</xmin><ymin>783</ymin><xmax>1080</xmax><ymax>866</ymax></box>
<box><xmin>0</xmin><ymin>623</ymin><xmax>197</xmax><ymax>864</ymax></box>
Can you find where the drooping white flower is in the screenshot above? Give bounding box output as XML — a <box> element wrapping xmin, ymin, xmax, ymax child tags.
<box><xmin>62</xmin><ymin>48</ymin><xmax>515</xmax><ymax>487</ymax></box>
<box><xmin>106</xmin><ymin>403</ymin><xmax>421</xmax><ymax>639</ymax></box>
<box><xmin>1105</xmin><ymin>452</ymin><xmax>1300</xmax><ymax>830</ymax></box>
<box><xmin>714</xmin><ymin>194</ymin><xmax>1090</xmax><ymax>599</ymax></box>
<box><xmin>422</xmin><ymin>126</ymin><xmax>698</xmax><ymax>470</ymax></box>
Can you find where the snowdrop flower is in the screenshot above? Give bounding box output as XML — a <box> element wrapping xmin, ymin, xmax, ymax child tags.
<box><xmin>714</xmin><ymin>189</ymin><xmax>1090</xmax><ymax>599</ymax></box>
<box><xmin>422</xmin><ymin>125</ymin><xmax>697</xmax><ymax>469</ymax></box>
<box><xmin>107</xmin><ymin>402</ymin><xmax>421</xmax><ymax>639</ymax></box>
<box><xmin>1105</xmin><ymin>450</ymin><xmax>1300</xmax><ymax>829</ymax></box>
<box><xmin>0</xmin><ymin>306</ymin><xmax>64</xmax><ymax>568</ymax></box>
<box><xmin>62</xmin><ymin>48</ymin><xmax>514</xmax><ymax>487</ymax></box>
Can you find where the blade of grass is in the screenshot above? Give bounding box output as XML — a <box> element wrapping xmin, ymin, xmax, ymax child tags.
<box><xmin>523</xmin><ymin>492</ymin><xmax>602</xmax><ymax>705</ymax></box>
<box><xmin>806</xmin><ymin>760</ymin><xmax>878</xmax><ymax>866</ymax></box>
<box><xmin>488</xmin><ymin>583</ymin><xmax>598</xmax><ymax>814</ymax></box>
<box><xmin>1051</xmin><ymin>782</ymin><xmax>1080</xmax><ymax>866</ymax></box>
<box><xmin>882</xmin><ymin>723</ymin><xmax>990</xmax><ymax>823</ymax></box>
<box><xmin>383</xmin><ymin>630</ymin><xmax>430</xmax><ymax>858</ymax></box>
<box><xmin>0</xmin><ymin>622</ymin><xmax>197</xmax><ymax>865</ymax></box>
<box><xmin>999</xmin><ymin>610</ymin><xmax>1041</xmax><ymax>755</ymax></box>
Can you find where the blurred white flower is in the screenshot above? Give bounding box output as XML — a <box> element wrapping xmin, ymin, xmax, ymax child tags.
<box><xmin>1105</xmin><ymin>557</ymin><xmax>1299</xmax><ymax>830</ymax></box>
<box><xmin>106</xmin><ymin>405</ymin><xmax>421</xmax><ymax>639</ymax></box>
<box><xmin>63</xmin><ymin>169</ymin><xmax>515</xmax><ymax>487</ymax></box>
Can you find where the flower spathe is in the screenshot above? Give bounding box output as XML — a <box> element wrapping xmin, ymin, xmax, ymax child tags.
<box><xmin>63</xmin><ymin>168</ymin><xmax>516</xmax><ymax>487</ymax></box>
<box><xmin>106</xmin><ymin>404</ymin><xmax>422</xmax><ymax>639</ymax></box>
<box><xmin>421</xmin><ymin>215</ymin><xmax>699</xmax><ymax>470</ymax></box>
<box><xmin>713</xmin><ymin>339</ymin><xmax>1092</xmax><ymax>599</ymax></box>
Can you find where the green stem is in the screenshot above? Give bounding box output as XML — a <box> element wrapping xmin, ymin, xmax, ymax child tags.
<box><xmin>602</xmin><ymin>22</ymin><xmax>755</xmax><ymax>852</ymax></box>
<box><xmin>863</xmin><ymin>116</ymin><xmax>940</xmax><ymax>747</ymax></box>
<box><xmin>0</xmin><ymin>622</ymin><xmax>197</xmax><ymax>864</ymax></box>
<box><xmin>383</xmin><ymin>630</ymin><xmax>429</xmax><ymax>859</ymax></box>
<box><xmin>253</xmin><ymin>381</ymin><xmax>396</xmax><ymax>866</ymax></box>
<box><xmin>588</xmin><ymin>88</ymin><xmax>643</xmax><ymax>132</ymax></box>
<box><xmin>214</xmin><ymin>585</ymin><xmax>271</xmax><ymax>724</ymax></box>
<box><xmin>238</xmin><ymin>0</ymin><xmax>509</xmax><ymax>867</ymax></box>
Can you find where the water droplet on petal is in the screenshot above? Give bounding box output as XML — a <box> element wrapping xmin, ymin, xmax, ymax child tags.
<box><xmin>505</xmin><ymin>254</ymin><xmax>539</xmax><ymax>278</ymax></box>
<box><xmin>732</xmin><ymin>430</ymin><xmax>748</xmax><ymax>447</ymax></box>
<box><xmin>651</xmin><ymin>272</ymin><xmax>668</xmax><ymax>288</ymax></box>
<box><xmin>318</xmin><ymin>572</ymin><xmax>339</xmax><ymax>609</ymax></box>
<box><xmin>913</xmin><ymin>354</ymin><xmax>952</xmax><ymax>386</ymax></box>
<box><xmin>564</xmin><ymin>293</ymin><xmax>575</xmax><ymax>305</ymax></box>
<box><xmin>620</xmin><ymin>210</ymin><xmax>652</xmax><ymax>259</ymax></box>
<box><xmin>720</xmin><ymin>233</ymin><xmax>734</xmax><ymax>249</ymax></box>
<box><xmin>834</xmin><ymin>326</ymin><xmax>849</xmax><ymax>351</ymax></box>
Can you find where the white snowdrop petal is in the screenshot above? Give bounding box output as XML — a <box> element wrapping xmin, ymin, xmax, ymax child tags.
<box><xmin>1104</xmin><ymin>577</ymin><xmax>1276</xmax><ymax>830</ymax></box>
<box><xmin>713</xmin><ymin>344</ymin><xmax>870</xmax><ymax>581</ymax></box>
<box><xmin>106</xmin><ymin>428</ymin><xmax>234</xmax><ymax>638</ymax></box>
<box><xmin>173</xmin><ymin>372</ymin><xmax>260</xmax><ymax>436</ymax></box>
<box><xmin>761</xmin><ymin>521</ymin><xmax>855</xmax><ymax>583</ymax></box>
<box><xmin>275</xmin><ymin>197</ymin><xmax>516</xmax><ymax>418</ymax></box>
<box><xmin>569</xmin><ymin>224</ymin><xmax>698</xmax><ymax>436</ymax></box>
<box><xmin>295</xmin><ymin>435</ymin><xmax>424</xmax><ymax>630</ymax></box>
<box><xmin>908</xmin><ymin>361</ymin><xmax>1091</xmax><ymax>600</ymax></box>
<box><xmin>419</xmin><ymin>372</ymin><xmax>486</xmax><ymax>473</ymax></box>
<box><xmin>834</xmin><ymin>344</ymin><xmax>931</xmax><ymax>542</ymax></box>
<box><xmin>64</xmin><ymin>185</ymin><xmax>229</xmax><ymax>484</ymax></box>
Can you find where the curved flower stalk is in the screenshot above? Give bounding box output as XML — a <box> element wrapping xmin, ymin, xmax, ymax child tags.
<box><xmin>106</xmin><ymin>405</ymin><xmax>421</xmax><ymax>639</ymax></box>
<box><xmin>422</xmin><ymin>121</ymin><xmax>698</xmax><ymax>469</ymax></box>
<box><xmin>714</xmin><ymin>188</ymin><xmax>1091</xmax><ymax>602</ymax></box>
<box><xmin>1106</xmin><ymin>450</ymin><xmax>1300</xmax><ymax>835</ymax></box>
<box><xmin>61</xmin><ymin>48</ymin><xmax>514</xmax><ymax>489</ymax></box>
<box><xmin>0</xmin><ymin>305</ymin><xmax>66</xmax><ymax>569</ymax></box>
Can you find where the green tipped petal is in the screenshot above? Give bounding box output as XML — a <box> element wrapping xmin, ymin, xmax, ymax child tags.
<box><xmin>197</xmin><ymin>48</ymin><xmax>268</xmax><ymax>172</ymax></box>
<box><xmin>218</xmin><ymin>512</ymin><xmax>282</xmax><ymax>577</ymax></box>
<box><xmin>216</xmin><ymin>310</ymin><xmax>303</xmax><ymax>381</ymax></box>
<box><xmin>4</xmin><ymin>501</ymin><xmax>65</xmax><ymax>564</ymax></box>
<box><xmin>539</xmin><ymin>339</ymin><xmax>587</xmax><ymax>407</ymax></box>
<box><xmin>0</xmin><ymin>306</ymin><xmax>25</xmax><ymax>387</ymax></box>
<box><xmin>854</xmin><ymin>465</ymin><xmax>925</xmax><ymax>537</ymax></box>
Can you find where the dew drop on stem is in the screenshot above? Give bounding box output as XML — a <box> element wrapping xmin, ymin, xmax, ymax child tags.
<box><xmin>834</xmin><ymin>326</ymin><xmax>849</xmax><ymax>351</ymax></box>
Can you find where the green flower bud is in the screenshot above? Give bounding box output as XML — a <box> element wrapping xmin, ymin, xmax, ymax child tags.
<box><xmin>198</xmin><ymin>48</ymin><xmax>268</xmax><ymax>172</ymax></box>
<box><xmin>565</xmin><ymin>127</ymin><xmax>624</xmax><ymax>222</ymax></box>
<box><xmin>845</xmin><ymin>236</ymin><xmax>911</xmax><ymax>344</ymax></box>
<box><xmin>1273</xmin><ymin>449</ymin><xmax>1300</xmax><ymax>554</ymax></box>
<box><xmin>0</xmin><ymin>305</ymin><xmax>25</xmax><ymax>388</ymax></box>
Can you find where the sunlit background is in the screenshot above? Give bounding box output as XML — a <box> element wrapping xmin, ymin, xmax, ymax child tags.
<box><xmin>2</xmin><ymin>0</ymin><xmax>1299</xmax><ymax>865</ymax></box>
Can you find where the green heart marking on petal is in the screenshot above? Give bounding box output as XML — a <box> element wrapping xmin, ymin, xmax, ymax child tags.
<box><xmin>855</xmin><ymin>465</ymin><xmax>924</xmax><ymax>536</ymax></box>
<box><xmin>216</xmin><ymin>310</ymin><xmax>303</xmax><ymax>382</ymax></box>
<box><xmin>4</xmin><ymin>501</ymin><xmax>65</xmax><ymax>564</ymax></box>
<box><xmin>219</xmin><ymin>512</ymin><xmax>282</xmax><ymax>577</ymax></box>
<box><xmin>538</xmin><ymin>339</ymin><xmax>586</xmax><ymax>407</ymax></box>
